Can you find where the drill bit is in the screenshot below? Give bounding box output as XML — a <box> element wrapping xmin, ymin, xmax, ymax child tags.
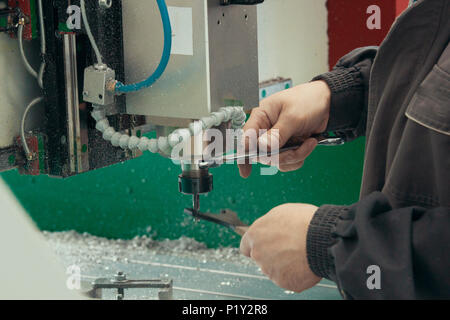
<box><xmin>192</xmin><ymin>193</ymin><xmax>200</xmax><ymax>215</ymax></box>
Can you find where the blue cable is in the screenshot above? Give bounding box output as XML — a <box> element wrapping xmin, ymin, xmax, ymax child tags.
<box><xmin>115</xmin><ymin>0</ymin><xmax>172</xmax><ymax>93</ymax></box>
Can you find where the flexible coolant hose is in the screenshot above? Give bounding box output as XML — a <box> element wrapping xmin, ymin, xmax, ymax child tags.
<box><xmin>114</xmin><ymin>0</ymin><xmax>172</xmax><ymax>93</ymax></box>
<box><xmin>91</xmin><ymin>106</ymin><xmax>247</xmax><ymax>156</ymax></box>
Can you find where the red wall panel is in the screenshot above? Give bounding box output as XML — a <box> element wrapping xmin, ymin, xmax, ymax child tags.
<box><xmin>396</xmin><ymin>0</ymin><xmax>410</xmax><ymax>16</ymax></box>
<box><xmin>327</xmin><ymin>0</ymin><xmax>409</xmax><ymax>69</ymax></box>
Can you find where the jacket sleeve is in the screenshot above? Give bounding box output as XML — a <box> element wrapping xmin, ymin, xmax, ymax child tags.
<box><xmin>312</xmin><ymin>46</ymin><xmax>378</xmax><ymax>141</ymax></box>
<box><xmin>306</xmin><ymin>192</ymin><xmax>450</xmax><ymax>299</ymax></box>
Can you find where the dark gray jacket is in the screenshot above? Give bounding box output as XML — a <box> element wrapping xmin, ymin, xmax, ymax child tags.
<box><xmin>307</xmin><ymin>0</ymin><xmax>450</xmax><ymax>299</ymax></box>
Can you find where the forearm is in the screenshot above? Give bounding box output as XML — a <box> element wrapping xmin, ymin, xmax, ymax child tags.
<box><xmin>306</xmin><ymin>192</ymin><xmax>450</xmax><ymax>299</ymax></box>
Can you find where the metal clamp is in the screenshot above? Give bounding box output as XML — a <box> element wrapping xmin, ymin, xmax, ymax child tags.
<box><xmin>87</xmin><ymin>272</ymin><xmax>173</xmax><ymax>300</ymax></box>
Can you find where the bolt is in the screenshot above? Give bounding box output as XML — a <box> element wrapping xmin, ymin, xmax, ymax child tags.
<box><xmin>114</xmin><ymin>271</ymin><xmax>127</xmax><ymax>282</ymax></box>
<box><xmin>106</xmin><ymin>80</ymin><xmax>117</xmax><ymax>92</ymax></box>
<box><xmin>26</xmin><ymin>152</ymin><xmax>35</xmax><ymax>161</ymax></box>
<box><xmin>99</xmin><ymin>0</ymin><xmax>112</xmax><ymax>9</ymax></box>
<box><xmin>94</xmin><ymin>63</ymin><xmax>107</xmax><ymax>70</ymax></box>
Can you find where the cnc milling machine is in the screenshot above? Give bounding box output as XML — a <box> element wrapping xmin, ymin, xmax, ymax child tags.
<box><xmin>0</xmin><ymin>0</ymin><xmax>264</xmax><ymax>216</ymax></box>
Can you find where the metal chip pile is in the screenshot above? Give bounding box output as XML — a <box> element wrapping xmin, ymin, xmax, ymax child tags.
<box><xmin>43</xmin><ymin>231</ymin><xmax>255</xmax><ymax>271</ymax></box>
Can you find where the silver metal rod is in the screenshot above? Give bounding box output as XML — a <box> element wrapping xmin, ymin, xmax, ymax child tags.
<box><xmin>63</xmin><ymin>34</ymin><xmax>88</xmax><ymax>173</ymax></box>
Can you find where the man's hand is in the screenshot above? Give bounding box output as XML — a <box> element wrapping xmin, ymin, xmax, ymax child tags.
<box><xmin>239</xmin><ymin>81</ymin><xmax>331</xmax><ymax>178</ymax></box>
<box><xmin>240</xmin><ymin>203</ymin><xmax>322</xmax><ymax>293</ymax></box>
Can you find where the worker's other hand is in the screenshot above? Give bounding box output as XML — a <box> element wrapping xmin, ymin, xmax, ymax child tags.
<box><xmin>240</xmin><ymin>203</ymin><xmax>321</xmax><ymax>293</ymax></box>
<box><xmin>239</xmin><ymin>81</ymin><xmax>331</xmax><ymax>178</ymax></box>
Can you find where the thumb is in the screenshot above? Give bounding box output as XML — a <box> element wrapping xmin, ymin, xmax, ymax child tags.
<box><xmin>258</xmin><ymin>114</ymin><xmax>297</xmax><ymax>150</ymax></box>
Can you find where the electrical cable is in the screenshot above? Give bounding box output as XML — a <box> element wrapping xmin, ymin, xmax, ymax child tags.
<box><xmin>37</xmin><ymin>0</ymin><xmax>45</xmax><ymax>56</ymax></box>
<box><xmin>37</xmin><ymin>0</ymin><xmax>46</xmax><ymax>88</ymax></box>
<box><xmin>18</xmin><ymin>23</ymin><xmax>38</xmax><ymax>79</ymax></box>
<box><xmin>21</xmin><ymin>97</ymin><xmax>43</xmax><ymax>160</ymax></box>
<box><xmin>81</xmin><ymin>0</ymin><xmax>172</xmax><ymax>94</ymax></box>
<box><xmin>114</xmin><ymin>0</ymin><xmax>172</xmax><ymax>93</ymax></box>
<box><xmin>18</xmin><ymin>1</ymin><xmax>46</xmax><ymax>88</ymax></box>
<box><xmin>19</xmin><ymin>0</ymin><xmax>47</xmax><ymax>161</ymax></box>
<box><xmin>80</xmin><ymin>0</ymin><xmax>104</xmax><ymax>67</ymax></box>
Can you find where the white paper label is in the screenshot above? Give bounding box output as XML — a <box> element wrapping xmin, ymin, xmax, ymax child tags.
<box><xmin>168</xmin><ymin>6</ymin><xmax>194</xmax><ymax>56</ymax></box>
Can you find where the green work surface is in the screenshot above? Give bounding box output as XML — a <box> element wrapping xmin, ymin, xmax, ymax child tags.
<box><xmin>1</xmin><ymin>138</ymin><xmax>365</xmax><ymax>248</ymax></box>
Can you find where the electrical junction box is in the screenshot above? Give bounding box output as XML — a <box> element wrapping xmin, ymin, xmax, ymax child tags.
<box><xmin>122</xmin><ymin>0</ymin><xmax>259</xmax><ymax>122</ymax></box>
<box><xmin>83</xmin><ymin>66</ymin><xmax>116</xmax><ymax>106</ymax></box>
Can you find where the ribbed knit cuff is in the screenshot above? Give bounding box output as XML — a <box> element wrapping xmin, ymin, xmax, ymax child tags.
<box><xmin>312</xmin><ymin>68</ymin><xmax>364</xmax><ymax>132</ymax></box>
<box><xmin>306</xmin><ymin>205</ymin><xmax>349</xmax><ymax>280</ymax></box>
<box><xmin>313</xmin><ymin>68</ymin><xmax>360</xmax><ymax>94</ymax></box>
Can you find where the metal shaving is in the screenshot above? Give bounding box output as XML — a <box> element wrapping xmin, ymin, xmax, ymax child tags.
<box><xmin>43</xmin><ymin>231</ymin><xmax>255</xmax><ymax>271</ymax></box>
